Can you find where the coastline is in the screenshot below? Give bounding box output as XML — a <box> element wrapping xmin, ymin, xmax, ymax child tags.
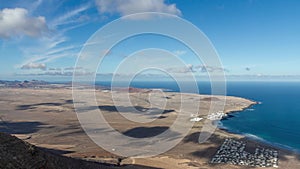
<box><xmin>219</xmin><ymin>108</ymin><xmax>300</xmax><ymax>155</ymax></box>
<box><xmin>0</xmin><ymin>82</ymin><xmax>299</xmax><ymax>168</ymax></box>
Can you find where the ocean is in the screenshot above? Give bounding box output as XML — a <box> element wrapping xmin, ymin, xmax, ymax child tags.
<box><xmin>95</xmin><ymin>81</ymin><xmax>300</xmax><ymax>152</ymax></box>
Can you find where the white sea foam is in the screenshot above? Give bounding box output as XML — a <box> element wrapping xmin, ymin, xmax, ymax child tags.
<box><xmin>244</xmin><ymin>133</ymin><xmax>265</xmax><ymax>141</ymax></box>
<box><xmin>244</xmin><ymin>133</ymin><xmax>299</xmax><ymax>152</ymax></box>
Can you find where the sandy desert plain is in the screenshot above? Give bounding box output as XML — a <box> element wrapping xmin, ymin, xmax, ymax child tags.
<box><xmin>0</xmin><ymin>86</ymin><xmax>299</xmax><ymax>169</ymax></box>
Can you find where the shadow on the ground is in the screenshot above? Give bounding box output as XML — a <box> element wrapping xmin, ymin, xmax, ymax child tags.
<box><xmin>98</xmin><ymin>105</ymin><xmax>174</xmax><ymax>115</ymax></box>
<box><xmin>39</xmin><ymin>147</ymin><xmax>75</xmax><ymax>156</ymax></box>
<box><xmin>183</xmin><ymin>132</ymin><xmax>224</xmax><ymax>144</ymax></box>
<box><xmin>16</xmin><ymin>99</ymin><xmax>75</xmax><ymax>110</ymax></box>
<box><xmin>17</xmin><ymin>103</ymin><xmax>64</xmax><ymax>110</ymax></box>
<box><xmin>123</xmin><ymin>126</ymin><xmax>169</xmax><ymax>138</ymax></box>
<box><xmin>183</xmin><ymin>132</ymin><xmax>224</xmax><ymax>161</ymax></box>
<box><xmin>0</xmin><ymin>121</ymin><xmax>50</xmax><ymax>134</ymax></box>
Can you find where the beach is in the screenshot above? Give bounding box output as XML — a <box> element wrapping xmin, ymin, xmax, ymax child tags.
<box><xmin>0</xmin><ymin>86</ymin><xmax>299</xmax><ymax>169</ymax></box>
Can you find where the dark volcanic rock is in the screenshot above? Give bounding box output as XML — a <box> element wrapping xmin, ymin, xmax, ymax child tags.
<box><xmin>0</xmin><ymin>132</ymin><xmax>158</xmax><ymax>169</ymax></box>
<box><xmin>0</xmin><ymin>132</ymin><xmax>112</xmax><ymax>169</ymax></box>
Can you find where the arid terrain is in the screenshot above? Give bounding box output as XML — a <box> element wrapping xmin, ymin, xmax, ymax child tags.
<box><xmin>0</xmin><ymin>87</ymin><xmax>299</xmax><ymax>169</ymax></box>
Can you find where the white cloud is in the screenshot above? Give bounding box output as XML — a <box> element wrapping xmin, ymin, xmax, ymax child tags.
<box><xmin>64</xmin><ymin>66</ymin><xmax>83</xmax><ymax>71</ymax></box>
<box><xmin>21</xmin><ymin>62</ymin><xmax>46</xmax><ymax>70</ymax></box>
<box><xmin>173</xmin><ymin>50</ymin><xmax>186</xmax><ymax>56</ymax></box>
<box><xmin>195</xmin><ymin>65</ymin><xmax>229</xmax><ymax>73</ymax></box>
<box><xmin>50</xmin><ymin>4</ymin><xmax>91</xmax><ymax>27</ymax></box>
<box><xmin>0</xmin><ymin>8</ymin><xmax>48</xmax><ymax>38</ymax></box>
<box><xmin>18</xmin><ymin>3</ymin><xmax>92</xmax><ymax>68</ymax></box>
<box><xmin>95</xmin><ymin>0</ymin><xmax>181</xmax><ymax>19</ymax></box>
<box><xmin>167</xmin><ymin>64</ymin><xmax>196</xmax><ymax>73</ymax></box>
<box><xmin>30</xmin><ymin>0</ymin><xmax>44</xmax><ymax>13</ymax></box>
<box><xmin>164</xmin><ymin>64</ymin><xmax>228</xmax><ymax>74</ymax></box>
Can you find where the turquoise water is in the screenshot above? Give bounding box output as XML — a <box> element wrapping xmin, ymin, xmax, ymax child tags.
<box><xmin>96</xmin><ymin>81</ymin><xmax>300</xmax><ymax>151</ymax></box>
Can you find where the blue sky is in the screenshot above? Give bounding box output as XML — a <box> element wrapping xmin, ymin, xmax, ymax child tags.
<box><xmin>0</xmin><ymin>0</ymin><xmax>300</xmax><ymax>81</ymax></box>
